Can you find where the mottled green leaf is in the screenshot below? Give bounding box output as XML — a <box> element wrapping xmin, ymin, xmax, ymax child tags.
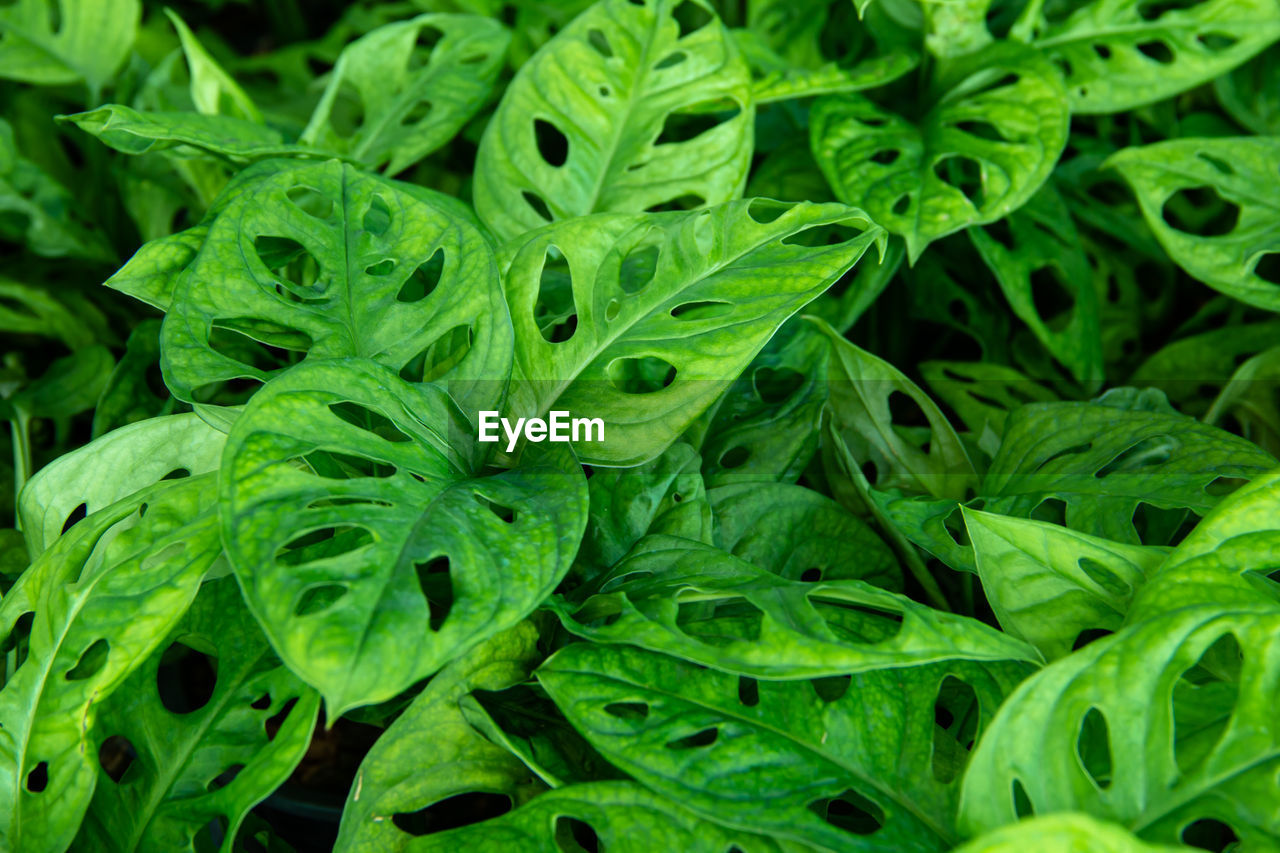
<box><xmin>953</xmin><ymin>813</ymin><xmax>1192</xmax><ymax>853</ymax></box>
<box><xmin>0</xmin><ymin>0</ymin><xmax>138</xmax><ymax>94</ymax></box>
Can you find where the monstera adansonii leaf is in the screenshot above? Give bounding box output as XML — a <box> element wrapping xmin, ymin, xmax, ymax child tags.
<box><xmin>959</xmin><ymin>606</ymin><xmax>1280</xmax><ymax>849</ymax></box>
<box><xmin>159</xmin><ymin>158</ymin><xmax>513</xmax><ymax>416</ymax></box>
<box><xmin>811</xmin><ymin>44</ymin><xmax>1069</xmax><ymax>261</ymax></box>
<box><xmin>954</xmin><ymin>813</ymin><xmax>1190</xmax><ymax>853</ymax></box>
<box><xmin>1109</xmin><ymin>137</ymin><xmax>1280</xmax><ymax>313</ymax></box>
<box><xmin>0</xmin><ymin>0</ymin><xmax>139</xmax><ymax>94</ymax></box>
<box><xmin>219</xmin><ymin>358</ymin><xmax>587</xmax><ymax>715</ymax></box>
<box><xmin>540</xmin><ymin>641</ymin><xmax>1033</xmax><ymax>852</ymax></box>
<box><xmin>499</xmin><ymin>199</ymin><xmax>883</xmax><ymax>466</ymax></box>
<box><xmin>474</xmin><ymin>0</ymin><xmax>754</xmax><ymax>241</ymax></box>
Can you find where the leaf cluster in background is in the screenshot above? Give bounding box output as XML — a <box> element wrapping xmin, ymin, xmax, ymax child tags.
<box><xmin>1</xmin><ymin>0</ymin><xmax>1279</xmax><ymax>850</ymax></box>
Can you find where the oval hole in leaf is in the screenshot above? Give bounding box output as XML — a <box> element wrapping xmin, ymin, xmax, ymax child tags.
<box><xmin>555</xmin><ymin>816</ymin><xmax>601</xmax><ymax>853</ymax></box>
<box><xmin>537</xmin><ymin>244</ymin><xmax>577</xmax><ymax>343</ymax></box>
<box><xmin>808</xmin><ymin>789</ymin><xmax>883</xmax><ymax>835</ymax></box>
<box><xmin>608</xmin><ymin>356</ymin><xmax>676</xmax><ymax>394</ymax></box>
<box><xmin>655</xmin><ymin>103</ymin><xmax>740</xmax><ymax>146</ymax></box>
<box><xmin>207</xmin><ymin>763</ymin><xmax>245</xmax><ymax>792</ymax></box>
<box><xmin>474</xmin><ymin>493</ymin><xmax>516</xmax><ymax>523</ymax></box>
<box><xmin>619</xmin><ymin>241</ymin><xmax>660</xmax><ymax>293</ymax></box>
<box><xmin>934</xmin><ymin>155</ymin><xmax>985</xmax><ymax>209</ymax></box>
<box><xmin>754</xmin><ymin>366</ymin><xmax>804</xmax><ymax>403</ymax></box>
<box><xmin>157</xmin><ymin>641</ymin><xmax>217</xmax><ymax>714</ymax></box>
<box><xmin>26</xmin><ymin>761</ymin><xmax>48</xmax><ymax>793</ymax></box>
<box><xmin>933</xmin><ymin>675</ymin><xmax>979</xmax><ymax>782</ymax></box>
<box><xmin>1012</xmin><ymin>778</ymin><xmax>1034</xmax><ymax>817</ymax></box>
<box><xmin>277</xmin><ymin>525</ymin><xmax>375</xmax><ymax>567</ymax></box>
<box><xmin>670</xmin><ymin>300</ymin><xmax>732</xmax><ymax>321</ymax></box>
<box><xmin>393</xmin><ymin>792</ymin><xmax>513</xmax><ymax>835</ymax></box>
<box><xmin>523</xmin><ymin>191</ymin><xmax>553</xmax><ymax>222</ymax></box>
<box><xmin>811</xmin><ymin>674</ymin><xmax>852</xmax><ymax>703</ymax></box>
<box><xmin>1252</xmin><ymin>252</ymin><xmax>1280</xmax><ymax>285</ymax></box>
<box><xmin>781</xmin><ymin>222</ymin><xmax>864</xmax><ymax>247</ymax></box>
<box><xmin>1078</xmin><ymin>557</ymin><xmax>1131</xmax><ymax>598</ymax></box>
<box><xmin>328</xmin><ymin>401</ymin><xmax>412</xmax><ymax>443</ymax></box>
<box><xmin>1161</xmin><ymin>186</ymin><xmax>1239</xmax><ymax>237</ymax></box>
<box><xmin>1072</xmin><ymin>627</ymin><xmax>1113</xmax><ymax>650</ymax></box>
<box><xmin>719</xmin><ymin>445</ymin><xmax>749</xmax><ymax>468</ymax></box>
<box><xmin>737</xmin><ymin>676</ymin><xmax>759</xmax><ymax>707</ymax></box>
<box><xmin>1095</xmin><ymin>435</ymin><xmax>1175</xmax><ymax>478</ymax></box>
<box><xmin>747</xmin><ymin>199</ymin><xmax>787</xmax><ymax>223</ymax></box>
<box><xmin>654</xmin><ymin>50</ymin><xmax>687</xmax><ymax>69</ymax></box>
<box><xmin>329</xmin><ymin>81</ymin><xmax>365</xmax><ymax>138</ymax></box>
<box><xmin>396</xmin><ymin>248</ymin><xmax>445</xmax><ymax>303</ymax></box>
<box><xmin>285</xmin><ymin>186</ymin><xmax>334</xmax><ymax>220</ymax></box>
<box><xmin>1173</xmin><ymin>632</ymin><xmax>1242</xmax><ymax>774</ymax></box>
<box><xmin>415</xmin><ymin>556</ymin><xmax>453</xmax><ymax>631</ymax></box>
<box><xmin>99</xmin><ymin>735</ymin><xmax>137</xmax><ymax>783</ymax></box>
<box><xmin>603</xmin><ymin>701</ymin><xmax>650</xmax><ymax>721</ymax></box>
<box><xmin>534</xmin><ymin>119</ymin><xmax>569</xmax><ymax>167</ymax></box>
<box><xmin>587</xmin><ymin>28</ymin><xmax>612</xmax><ymax>57</ymax></box>
<box><xmin>65</xmin><ymin>638</ymin><xmax>109</xmax><ymax>682</ymax></box>
<box><xmin>363</xmin><ymin>195</ymin><xmax>392</xmax><ymax>236</ymax></box>
<box><xmin>673</xmin><ymin>0</ymin><xmax>713</xmax><ymax>37</ymax></box>
<box><xmin>1181</xmin><ymin>818</ymin><xmax>1240</xmax><ymax>852</ymax></box>
<box><xmin>1204</xmin><ymin>476</ymin><xmax>1248</xmax><ymax>497</ymax></box>
<box><xmin>1077</xmin><ymin>707</ymin><xmax>1113</xmax><ymax>790</ymax></box>
<box><xmin>264</xmin><ymin>697</ymin><xmax>299</xmax><ymax>741</ymax></box>
<box><xmin>62</xmin><ymin>502</ymin><xmax>87</xmax><ymax>534</ymax></box>
<box><xmin>365</xmin><ymin>259</ymin><xmax>396</xmax><ymax>276</ymax></box>
<box><xmin>400</xmin><ymin>100</ymin><xmax>433</xmax><ymax>126</ymax></box>
<box><xmin>666</xmin><ymin>727</ymin><xmax>719</xmax><ymax>749</ymax></box>
<box><xmin>293</xmin><ymin>583</ymin><xmax>349</xmax><ymax>617</ymax></box>
<box><xmin>1136</xmin><ymin>40</ymin><xmax>1174</xmax><ymax>64</ymax></box>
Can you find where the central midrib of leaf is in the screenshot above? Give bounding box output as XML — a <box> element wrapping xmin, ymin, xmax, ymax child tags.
<box><xmin>560</xmin><ymin>667</ymin><xmax>959</xmax><ymax>845</ymax></box>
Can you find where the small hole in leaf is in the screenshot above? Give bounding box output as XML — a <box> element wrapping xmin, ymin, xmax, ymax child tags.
<box><xmin>328</xmin><ymin>81</ymin><xmax>364</xmax><ymax>138</ymax></box>
<box><xmin>475</xmin><ymin>494</ymin><xmax>516</xmax><ymax>523</ymax></box>
<box><xmin>655</xmin><ymin>50</ymin><xmax>687</xmax><ymax>69</ymax></box>
<box><xmin>1078</xmin><ymin>557</ymin><xmax>1131</xmax><ymax>598</ymax></box>
<box><xmin>608</xmin><ymin>356</ymin><xmax>676</xmax><ymax>394</ymax></box>
<box><xmin>1161</xmin><ymin>186</ymin><xmax>1239</xmax><ymax>237</ymax></box>
<box><xmin>157</xmin><ymin>642</ymin><xmax>217</xmax><ymax>713</ymax></box>
<box><xmin>809</xmin><ymin>789</ymin><xmax>883</xmax><ymax>835</ymax></box>
<box><xmin>1012</xmin><ymin>778</ymin><xmax>1034</xmax><ymax>817</ymax></box>
<box><xmin>1137</xmin><ymin>0</ymin><xmax>1199</xmax><ymax>18</ymax></box>
<box><xmin>1205</xmin><ymin>476</ymin><xmax>1248</xmax><ymax>497</ymax></box>
<box><xmin>365</xmin><ymin>259</ymin><xmax>397</xmax><ymax>276</ymax></box>
<box><xmin>603</xmin><ymin>701</ymin><xmax>649</xmax><ymax>720</ymax></box>
<box><xmin>645</xmin><ymin>193</ymin><xmax>705</xmax><ymax>213</ymax></box>
<box><xmin>666</xmin><ymin>727</ymin><xmax>718</xmax><ymax>749</ymax></box>
<box><xmin>26</xmin><ymin>762</ymin><xmax>48</xmax><ymax>793</ymax></box>
<box><xmin>66</xmin><ymin>639</ymin><xmax>109</xmax><ymax>682</ymax></box>
<box><xmin>263</xmin><ymin>697</ymin><xmax>299</xmax><ymax>741</ymax></box>
<box><xmin>812</xmin><ymin>674</ymin><xmax>851</xmax><ymax>703</ymax></box>
<box><xmin>415</xmin><ymin>556</ymin><xmax>453</xmax><ymax>631</ymax></box>
<box><xmin>161</xmin><ymin>467</ymin><xmax>190</xmax><ymax>480</ymax></box>
<box><xmin>1137</xmin><ymin>40</ymin><xmax>1174</xmax><ymax>63</ymax></box>
<box><xmin>286</xmin><ymin>186</ymin><xmax>334</xmax><ymax>219</ymax></box>
<box><xmin>719</xmin><ymin>445</ymin><xmax>749</xmax><ymax>468</ymax></box>
<box><xmin>62</xmin><ymin>502</ymin><xmax>87</xmax><ymax>534</ymax></box>
<box><xmin>399</xmin><ymin>324</ymin><xmax>474</xmax><ymax>384</ymax></box>
<box><xmin>397</xmin><ymin>248</ymin><xmax>445</xmax><ymax>303</ymax></box>
<box><xmin>932</xmin><ymin>676</ymin><xmax>979</xmax><ymax>783</ymax></box>
<box><xmin>523</xmin><ymin>191</ymin><xmax>553</xmax><ymax>222</ymax></box>
<box><xmin>1096</xmin><ymin>435</ymin><xmax>1175</xmax><ymax>478</ymax></box>
<box><xmin>934</xmin><ymin>155</ymin><xmax>985</xmax><ymax>209</ymax></box>
<box><xmin>871</xmin><ymin>149</ymin><xmax>900</xmax><ymax>165</ymax></box>
<box><xmin>754</xmin><ymin>366</ymin><xmax>804</xmax><ymax>403</ymax></box>
<box><xmin>99</xmin><ymin>735</ymin><xmax>137</xmax><ymax>783</ymax></box>
<box><xmin>1197</xmin><ymin>32</ymin><xmax>1237</xmax><ymax>51</ymax></box>
<box><xmin>781</xmin><ymin>222</ymin><xmax>863</xmax><ymax>247</ymax></box>
<box><xmin>363</xmin><ymin>195</ymin><xmax>392</xmax><ymax>236</ymax></box>
<box><xmin>293</xmin><ymin>584</ymin><xmax>348</xmax><ymax>617</ymax></box>
<box><xmin>328</xmin><ymin>401</ymin><xmax>411</xmax><ymax>442</ymax></box>
<box><xmin>1030</xmin><ymin>266</ymin><xmax>1076</xmax><ymax>327</ymax></box>
<box><xmin>1072</xmin><ymin>628</ymin><xmax>1113</xmax><ymax>650</ymax></box>
<box><xmin>800</xmin><ymin>568</ymin><xmax>822</xmax><ymax>582</ymax></box>
<box><xmin>278</xmin><ymin>525</ymin><xmax>375</xmax><ymax>567</ymax></box>
<box><xmin>1197</xmin><ymin>153</ymin><xmax>1233</xmax><ymax>175</ymax></box>
<box><xmin>251</xmin><ymin>694</ymin><xmax>271</xmax><ymax>710</ymax></box>
<box><xmin>1093</xmin><ymin>43</ymin><xmax>1112</xmax><ymax>59</ymax></box>
<box><xmin>555</xmin><ymin>816</ymin><xmax>600</xmax><ymax>853</ymax></box>
<box><xmin>655</xmin><ymin>103</ymin><xmax>740</xmax><ymax>146</ymax></box>
<box><xmin>401</xmin><ymin>100</ymin><xmax>433</xmax><ymax>125</ymax></box>
<box><xmin>1181</xmin><ymin>818</ymin><xmax>1240</xmax><ymax>851</ymax></box>
<box><xmin>393</xmin><ymin>792</ymin><xmax>513</xmax><ymax>836</ymax></box>
<box><xmin>738</xmin><ymin>676</ymin><xmax>759</xmax><ymax>706</ymax></box>
<box><xmin>1077</xmin><ymin>707</ymin><xmax>1113</xmax><ymax>790</ymax></box>
<box><xmin>207</xmin><ymin>764</ymin><xmax>245</xmax><ymax>792</ymax></box>
<box><xmin>1252</xmin><ymin>252</ymin><xmax>1280</xmax><ymax>285</ymax></box>
<box><xmin>892</xmin><ymin>195</ymin><xmax>910</xmax><ymax>215</ymax></box>
<box><xmin>954</xmin><ymin>121</ymin><xmax>1004</xmax><ymax>142</ymax></box>
<box><xmin>673</xmin><ymin>0</ymin><xmax>713</xmax><ymax>37</ymax></box>
<box><xmin>747</xmin><ymin>199</ymin><xmax>787</xmax><ymax>223</ymax></box>
<box><xmin>534</xmin><ymin>119</ymin><xmax>569</xmax><ymax>167</ymax></box>
<box><xmin>670</xmin><ymin>300</ymin><xmax>732</xmax><ymax>321</ymax></box>
<box><xmin>587</xmin><ymin>28</ymin><xmax>613</xmax><ymax>57</ymax></box>
<box><xmin>620</xmin><ymin>243</ymin><xmax>660</xmax><ymax>293</ymax></box>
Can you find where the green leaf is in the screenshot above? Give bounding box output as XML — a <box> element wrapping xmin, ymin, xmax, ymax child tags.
<box><xmin>969</xmin><ymin>185</ymin><xmax>1104</xmax><ymax>386</ymax></box>
<box><xmin>0</xmin><ymin>476</ymin><xmax>222</xmax><ymax>853</ymax></box>
<box><xmin>60</xmin><ymin>105</ymin><xmax>331</xmax><ymax>163</ymax></box>
<box><xmin>1017</xmin><ymin>0</ymin><xmax>1280</xmax><ymax>114</ymax></box>
<box><xmin>166</xmin><ymin>9</ymin><xmax>262</xmax><ymax>122</ymax></box>
<box><xmin>963</xmin><ymin>507</ymin><xmax>1168</xmax><ymax>659</ymax></box>
<box><xmin>953</xmin><ymin>813</ymin><xmax>1192</xmax><ymax>853</ymax></box>
<box><xmin>105</xmin><ymin>226</ymin><xmax>208</xmax><ymax>312</ymax></box>
<box><xmin>160</xmin><ymin>158</ymin><xmax>513</xmax><ymax>416</ymax></box>
<box><xmin>811</xmin><ymin>44</ymin><xmax>1069</xmax><ymax>261</ymax></box>
<box><xmin>814</xmin><ymin>317</ymin><xmax>978</xmax><ymax>501</ymax></box>
<box><xmin>474</xmin><ymin>0</ymin><xmax>754</xmax><ymax>241</ymax></box>
<box><xmin>334</xmin><ymin>623</ymin><xmax>542</xmax><ymax>852</ymax></box>
<box><xmin>219</xmin><ymin>358</ymin><xmax>587</xmax><ymax>715</ymax></box>
<box><xmin>1108</xmin><ymin>137</ymin><xmax>1280</xmax><ymax>313</ymax></box>
<box><xmin>1215</xmin><ymin>44</ymin><xmax>1280</xmax><ymax>134</ymax></box>
<box><xmin>919</xmin><ymin>361</ymin><xmax>1058</xmax><ymax>441</ymax></box>
<box><xmin>925</xmin><ymin>0</ymin><xmax>994</xmax><ymax>59</ymax></box>
<box><xmin>0</xmin><ymin>0</ymin><xmax>138</xmax><ymax>94</ymax></box>
<box><xmin>397</xmin><ymin>781</ymin><xmax>785</xmax><ymax>852</ymax></box>
<box><xmin>19</xmin><ymin>413</ymin><xmax>225</xmax><ymax>557</ymax></box>
<box><xmin>12</xmin><ymin>344</ymin><xmax>114</xmax><ymax>420</ymax></box>
<box><xmin>500</xmin><ymin>200</ymin><xmax>882</xmax><ymax>466</ymax></box>
<box><xmin>77</xmin><ymin>577</ymin><xmax>320</xmax><ymax>853</ymax></box>
<box><xmin>552</xmin><ymin>535</ymin><xmax>1038</xmax><ymax>677</ymax></box>
<box><xmin>0</xmin><ymin>278</ymin><xmax>98</xmax><ymax>348</ymax></box>
<box><xmin>540</xmin><ymin>641</ymin><xmax>1031</xmax><ymax>851</ymax></box>
<box><xmin>958</xmin><ymin>606</ymin><xmax>1280</xmax><ymax>848</ymax></box>
<box><xmin>301</xmin><ymin>14</ymin><xmax>510</xmax><ymax>174</ymax></box>
<box><xmin>91</xmin><ymin>320</ymin><xmax>171</xmax><ymax>438</ymax></box>
<box><xmin>734</xmin><ymin>27</ymin><xmax>919</xmax><ymax>103</ymax></box>
<box><xmin>1129</xmin><ymin>321</ymin><xmax>1280</xmax><ymax>418</ymax></box>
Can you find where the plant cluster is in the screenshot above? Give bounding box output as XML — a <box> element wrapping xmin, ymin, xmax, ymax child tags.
<box><xmin>1</xmin><ymin>0</ymin><xmax>1280</xmax><ymax>851</ymax></box>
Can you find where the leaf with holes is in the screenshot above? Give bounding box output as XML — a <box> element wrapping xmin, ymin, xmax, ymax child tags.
<box><xmin>969</xmin><ymin>185</ymin><xmax>1105</xmax><ymax>386</ymax></box>
<box><xmin>551</xmin><ymin>535</ymin><xmax>1039</xmax><ymax>677</ymax></box>
<box><xmin>334</xmin><ymin>622</ymin><xmax>542</xmax><ymax>852</ymax></box>
<box><xmin>76</xmin><ymin>577</ymin><xmax>319</xmax><ymax>853</ymax></box>
<box><xmin>0</xmin><ymin>0</ymin><xmax>138</xmax><ymax>95</ymax></box>
<box><xmin>160</xmin><ymin>158</ymin><xmax>512</xmax><ymax>415</ymax></box>
<box><xmin>474</xmin><ymin>0</ymin><xmax>753</xmax><ymax>241</ymax></box>
<box><xmin>1016</xmin><ymin>0</ymin><xmax>1280</xmax><ymax>114</ymax></box>
<box><xmin>811</xmin><ymin>44</ymin><xmax>1069</xmax><ymax>261</ymax></box>
<box><xmin>219</xmin><ymin>358</ymin><xmax>587</xmax><ymax>714</ymax></box>
<box><xmin>1108</xmin><ymin>137</ymin><xmax>1280</xmax><ymax>313</ymax></box>
<box><xmin>0</xmin><ymin>476</ymin><xmax>222</xmax><ymax>853</ymax></box>
<box><xmin>301</xmin><ymin>14</ymin><xmax>509</xmax><ymax>174</ymax></box>
<box><xmin>733</xmin><ymin>27</ymin><xmax>919</xmax><ymax>103</ymax></box>
<box><xmin>964</xmin><ymin>507</ymin><xmax>1168</xmax><ymax>659</ymax></box>
<box><xmin>540</xmin><ymin>641</ymin><xmax>1031</xmax><ymax>851</ymax></box>
<box><xmin>499</xmin><ymin>199</ymin><xmax>883</xmax><ymax>466</ymax></box>
<box><xmin>953</xmin><ymin>813</ymin><xmax>1192</xmax><ymax>853</ymax></box>
<box><xmin>958</xmin><ymin>606</ymin><xmax>1280</xmax><ymax>848</ymax></box>
<box><xmin>919</xmin><ymin>361</ymin><xmax>1058</xmax><ymax>440</ymax></box>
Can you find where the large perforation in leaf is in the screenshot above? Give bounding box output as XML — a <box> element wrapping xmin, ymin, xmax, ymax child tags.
<box><xmin>499</xmin><ymin>200</ymin><xmax>882</xmax><ymax>466</ymax></box>
<box><xmin>811</xmin><ymin>44</ymin><xmax>1069</xmax><ymax>261</ymax></box>
<box><xmin>1018</xmin><ymin>0</ymin><xmax>1280</xmax><ymax>113</ymax></box>
<box><xmin>474</xmin><ymin>0</ymin><xmax>754</xmax><ymax>241</ymax></box>
<box><xmin>1109</xmin><ymin>137</ymin><xmax>1280</xmax><ymax>313</ymax></box>
<box><xmin>540</xmin><ymin>642</ymin><xmax>1030</xmax><ymax>852</ymax></box>
<box><xmin>160</xmin><ymin>159</ymin><xmax>512</xmax><ymax>415</ymax></box>
<box><xmin>958</xmin><ymin>607</ymin><xmax>1280</xmax><ymax>848</ymax></box>
<box><xmin>301</xmin><ymin>14</ymin><xmax>510</xmax><ymax>174</ymax></box>
<box><xmin>219</xmin><ymin>359</ymin><xmax>587</xmax><ymax>715</ymax></box>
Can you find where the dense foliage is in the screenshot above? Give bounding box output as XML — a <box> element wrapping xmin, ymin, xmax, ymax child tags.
<box><xmin>2</xmin><ymin>0</ymin><xmax>1279</xmax><ymax>850</ymax></box>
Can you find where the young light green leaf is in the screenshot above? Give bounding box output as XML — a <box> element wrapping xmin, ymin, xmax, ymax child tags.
<box><xmin>500</xmin><ymin>200</ymin><xmax>882</xmax><ymax>466</ymax></box>
<box><xmin>19</xmin><ymin>412</ymin><xmax>225</xmax><ymax>556</ymax></box>
<box><xmin>220</xmin><ymin>359</ymin><xmax>587</xmax><ymax>715</ymax></box>
<box><xmin>104</xmin><ymin>226</ymin><xmax>208</xmax><ymax>312</ymax></box>
<box><xmin>958</xmin><ymin>606</ymin><xmax>1280</xmax><ymax>848</ymax></box>
<box><xmin>969</xmin><ymin>185</ymin><xmax>1104</xmax><ymax>386</ymax></box>
<box><xmin>474</xmin><ymin>0</ymin><xmax>753</xmax><ymax>241</ymax></box>
<box><xmin>1017</xmin><ymin>0</ymin><xmax>1280</xmax><ymax>113</ymax></box>
<box><xmin>1215</xmin><ymin>45</ymin><xmax>1280</xmax><ymax>134</ymax></box>
<box><xmin>553</xmin><ymin>535</ymin><xmax>1038</xmax><ymax>677</ymax></box>
<box><xmin>811</xmin><ymin>44</ymin><xmax>1069</xmax><ymax>261</ymax></box>
<box><xmin>963</xmin><ymin>507</ymin><xmax>1168</xmax><ymax>659</ymax></box>
<box><xmin>919</xmin><ymin>361</ymin><xmax>1058</xmax><ymax>440</ymax></box>
<box><xmin>813</xmin><ymin>316</ymin><xmax>978</xmax><ymax>501</ymax></box>
<box><xmin>0</xmin><ymin>0</ymin><xmax>138</xmax><ymax>94</ymax></box>
<box><xmin>540</xmin><ymin>641</ymin><xmax>1031</xmax><ymax>851</ymax></box>
<box><xmin>734</xmin><ymin>28</ymin><xmax>918</xmax><ymax>103</ymax></box>
<box><xmin>0</xmin><ymin>476</ymin><xmax>222</xmax><ymax>853</ymax></box>
<box><xmin>165</xmin><ymin>9</ymin><xmax>261</xmax><ymax>122</ymax></box>
<box><xmin>76</xmin><ymin>577</ymin><xmax>320</xmax><ymax>853</ymax></box>
<box><xmin>953</xmin><ymin>813</ymin><xmax>1192</xmax><ymax>853</ymax></box>
<box><xmin>334</xmin><ymin>623</ymin><xmax>542</xmax><ymax>853</ymax></box>
<box><xmin>1108</xmin><ymin>137</ymin><xmax>1280</xmax><ymax>313</ymax></box>
<box><xmin>302</xmin><ymin>14</ymin><xmax>509</xmax><ymax>174</ymax></box>
<box><xmin>160</xmin><ymin>159</ymin><xmax>513</xmax><ymax>416</ymax></box>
